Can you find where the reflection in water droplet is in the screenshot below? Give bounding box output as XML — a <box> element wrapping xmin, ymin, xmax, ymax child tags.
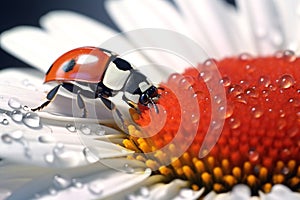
<box><xmin>139</xmin><ymin>187</ymin><xmax>150</xmax><ymax>197</ymax></box>
<box><xmin>72</xmin><ymin>179</ymin><xmax>83</xmax><ymax>188</ymax></box>
<box><xmin>2</xmin><ymin>119</ymin><xmax>9</xmax><ymax>125</ymax></box>
<box><xmin>258</xmin><ymin>76</ymin><xmax>271</xmax><ymax>88</ymax></box>
<box><xmin>23</xmin><ymin>112</ymin><xmax>41</xmax><ymax>128</ymax></box>
<box><xmin>249</xmin><ymin>150</ymin><xmax>259</xmax><ymax>162</ymax></box>
<box><xmin>53</xmin><ymin>143</ymin><xmax>65</xmax><ymax>157</ymax></box>
<box><xmin>10</xmin><ymin>130</ymin><xmax>23</xmax><ymax>140</ymax></box>
<box><xmin>220</xmin><ymin>76</ymin><xmax>231</xmax><ymax>87</ymax></box>
<box><xmin>228</xmin><ymin>117</ymin><xmax>241</xmax><ymax>129</ymax></box>
<box><xmin>8</xmin><ymin>98</ymin><xmax>21</xmax><ymax>109</ymax></box>
<box><xmin>38</xmin><ymin>135</ymin><xmax>56</xmax><ymax>143</ymax></box>
<box><xmin>94</xmin><ymin>127</ymin><xmax>105</xmax><ymax>136</ymax></box>
<box><xmin>251</xmin><ymin>106</ymin><xmax>264</xmax><ymax>118</ymax></box>
<box><xmin>11</xmin><ymin>110</ymin><xmax>23</xmax><ymax>122</ymax></box>
<box><xmin>80</xmin><ymin>124</ymin><xmax>91</xmax><ymax>135</ymax></box>
<box><xmin>228</xmin><ymin>85</ymin><xmax>243</xmax><ymax>96</ymax></box>
<box><xmin>88</xmin><ymin>182</ymin><xmax>104</xmax><ymax>195</ymax></box>
<box><xmin>44</xmin><ymin>153</ymin><xmax>55</xmax><ymax>164</ymax></box>
<box><xmin>66</xmin><ymin>124</ymin><xmax>76</xmax><ymax>132</ymax></box>
<box><xmin>278</xmin><ymin>74</ymin><xmax>295</xmax><ymax>89</ymax></box>
<box><xmin>1</xmin><ymin>134</ymin><xmax>12</xmax><ymax>144</ymax></box>
<box><xmin>199</xmin><ymin>70</ymin><xmax>212</xmax><ymax>83</ymax></box>
<box><xmin>53</xmin><ymin>174</ymin><xmax>71</xmax><ymax>189</ymax></box>
<box><xmin>83</xmin><ymin>147</ymin><xmax>98</xmax><ymax>163</ymax></box>
<box><xmin>239</xmin><ymin>53</ymin><xmax>253</xmax><ymax>61</ymax></box>
<box><xmin>123</xmin><ymin>163</ymin><xmax>135</xmax><ymax>174</ymax></box>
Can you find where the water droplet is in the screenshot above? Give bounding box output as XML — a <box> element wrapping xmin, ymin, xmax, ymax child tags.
<box><xmin>225</xmin><ymin>104</ymin><xmax>234</xmax><ymax>119</ymax></box>
<box><xmin>245</xmin><ymin>88</ymin><xmax>259</xmax><ymax>98</ymax></box>
<box><xmin>199</xmin><ymin>70</ymin><xmax>212</xmax><ymax>83</ymax></box>
<box><xmin>8</xmin><ymin>98</ymin><xmax>21</xmax><ymax>109</ymax></box>
<box><xmin>278</xmin><ymin>74</ymin><xmax>295</xmax><ymax>89</ymax></box>
<box><xmin>123</xmin><ymin>163</ymin><xmax>135</xmax><ymax>174</ymax></box>
<box><xmin>88</xmin><ymin>182</ymin><xmax>104</xmax><ymax>195</ymax></box>
<box><xmin>228</xmin><ymin>117</ymin><xmax>241</xmax><ymax>129</ymax></box>
<box><xmin>239</xmin><ymin>53</ymin><xmax>253</xmax><ymax>61</ymax></box>
<box><xmin>66</xmin><ymin>124</ymin><xmax>76</xmax><ymax>132</ymax></box>
<box><xmin>203</xmin><ymin>58</ymin><xmax>217</xmax><ymax>67</ymax></box>
<box><xmin>94</xmin><ymin>127</ymin><xmax>105</xmax><ymax>136</ymax></box>
<box><xmin>72</xmin><ymin>179</ymin><xmax>83</xmax><ymax>188</ymax></box>
<box><xmin>83</xmin><ymin>147</ymin><xmax>98</xmax><ymax>163</ymax></box>
<box><xmin>44</xmin><ymin>153</ymin><xmax>54</xmax><ymax>164</ymax></box>
<box><xmin>180</xmin><ymin>76</ymin><xmax>194</xmax><ymax>89</ymax></box>
<box><xmin>235</xmin><ymin>94</ymin><xmax>247</xmax><ymax>104</ymax></box>
<box><xmin>168</xmin><ymin>73</ymin><xmax>181</xmax><ymax>84</ymax></box>
<box><xmin>249</xmin><ymin>150</ymin><xmax>259</xmax><ymax>162</ymax></box>
<box><xmin>245</xmin><ymin>64</ymin><xmax>256</xmax><ymax>73</ymax></box>
<box><xmin>22</xmin><ymin>105</ymin><xmax>30</xmax><ymax>111</ymax></box>
<box><xmin>80</xmin><ymin>124</ymin><xmax>91</xmax><ymax>135</ymax></box>
<box><xmin>258</xmin><ymin>76</ymin><xmax>271</xmax><ymax>88</ymax></box>
<box><xmin>53</xmin><ymin>143</ymin><xmax>64</xmax><ymax>156</ymax></box>
<box><xmin>190</xmin><ymin>113</ymin><xmax>199</xmax><ymax>124</ymax></box>
<box><xmin>1</xmin><ymin>134</ymin><xmax>12</xmax><ymax>143</ymax></box>
<box><xmin>23</xmin><ymin>112</ymin><xmax>41</xmax><ymax>128</ymax></box>
<box><xmin>228</xmin><ymin>85</ymin><xmax>243</xmax><ymax>96</ymax></box>
<box><xmin>11</xmin><ymin>110</ymin><xmax>23</xmax><ymax>122</ymax></box>
<box><xmin>261</xmin><ymin>89</ymin><xmax>270</xmax><ymax>97</ymax></box>
<box><xmin>48</xmin><ymin>188</ymin><xmax>57</xmax><ymax>196</ymax></box>
<box><xmin>38</xmin><ymin>135</ymin><xmax>56</xmax><ymax>143</ymax></box>
<box><xmin>220</xmin><ymin>76</ymin><xmax>231</xmax><ymax>87</ymax></box>
<box><xmin>289</xmin><ymin>98</ymin><xmax>300</xmax><ymax>107</ymax></box>
<box><xmin>53</xmin><ymin>174</ymin><xmax>71</xmax><ymax>189</ymax></box>
<box><xmin>10</xmin><ymin>130</ymin><xmax>23</xmax><ymax>140</ymax></box>
<box><xmin>2</xmin><ymin>119</ymin><xmax>9</xmax><ymax>125</ymax></box>
<box><xmin>282</xmin><ymin>50</ymin><xmax>296</xmax><ymax>62</ymax></box>
<box><xmin>139</xmin><ymin>187</ymin><xmax>150</xmax><ymax>197</ymax></box>
<box><xmin>251</xmin><ymin>106</ymin><xmax>264</xmax><ymax>118</ymax></box>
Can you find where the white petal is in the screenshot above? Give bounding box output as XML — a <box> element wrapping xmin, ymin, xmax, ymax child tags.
<box><xmin>259</xmin><ymin>184</ymin><xmax>300</xmax><ymax>200</ymax></box>
<box><xmin>236</xmin><ymin>0</ymin><xmax>285</xmax><ymax>55</ymax></box>
<box><xmin>106</xmin><ymin>0</ymin><xmax>209</xmax><ymax>72</ymax></box>
<box><xmin>6</xmin><ymin>160</ymin><xmax>150</xmax><ymax>200</ymax></box>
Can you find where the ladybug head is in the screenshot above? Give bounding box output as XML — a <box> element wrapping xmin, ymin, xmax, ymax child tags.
<box><xmin>139</xmin><ymin>85</ymin><xmax>160</xmax><ymax>113</ymax></box>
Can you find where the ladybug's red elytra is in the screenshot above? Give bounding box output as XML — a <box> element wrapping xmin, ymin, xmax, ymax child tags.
<box><xmin>32</xmin><ymin>46</ymin><xmax>160</xmax><ymax>122</ymax></box>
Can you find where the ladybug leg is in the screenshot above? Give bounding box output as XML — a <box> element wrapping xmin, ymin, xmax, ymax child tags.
<box><xmin>31</xmin><ymin>84</ymin><xmax>61</xmax><ymax>111</ymax></box>
<box><xmin>99</xmin><ymin>95</ymin><xmax>125</xmax><ymax>128</ymax></box>
<box><xmin>122</xmin><ymin>95</ymin><xmax>141</xmax><ymax>114</ymax></box>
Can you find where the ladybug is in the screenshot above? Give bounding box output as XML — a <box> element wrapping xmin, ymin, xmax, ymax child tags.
<box><xmin>32</xmin><ymin>46</ymin><xmax>160</xmax><ymax>122</ymax></box>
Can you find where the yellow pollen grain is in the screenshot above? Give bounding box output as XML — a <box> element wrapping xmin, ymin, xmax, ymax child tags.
<box><xmin>243</xmin><ymin>162</ymin><xmax>252</xmax><ymax>175</ymax></box>
<box><xmin>183</xmin><ymin>165</ymin><xmax>195</xmax><ymax>181</ymax></box>
<box><xmin>127</xmin><ymin>125</ymin><xmax>136</xmax><ymax>133</ymax></box>
<box><xmin>223</xmin><ymin>175</ymin><xmax>236</xmax><ymax>187</ymax></box>
<box><xmin>168</xmin><ymin>143</ymin><xmax>177</xmax><ymax>155</ymax></box>
<box><xmin>154</xmin><ymin>150</ymin><xmax>167</xmax><ymax>163</ymax></box>
<box><xmin>247</xmin><ymin>174</ymin><xmax>257</xmax><ymax>186</ymax></box>
<box><xmin>259</xmin><ymin>167</ymin><xmax>268</xmax><ymax>182</ymax></box>
<box><xmin>145</xmin><ymin>159</ymin><xmax>159</xmax><ymax>170</ymax></box>
<box><xmin>289</xmin><ymin>177</ymin><xmax>300</xmax><ymax>188</ymax></box>
<box><xmin>297</xmin><ymin>166</ymin><xmax>300</xmax><ymax>177</ymax></box>
<box><xmin>194</xmin><ymin>160</ymin><xmax>205</xmax><ymax>174</ymax></box>
<box><xmin>213</xmin><ymin>167</ymin><xmax>223</xmax><ymax>181</ymax></box>
<box><xmin>263</xmin><ymin>183</ymin><xmax>272</xmax><ymax>193</ymax></box>
<box><xmin>135</xmin><ymin>155</ymin><xmax>146</xmax><ymax>162</ymax></box>
<box><xmin>181</xmin><ymin>152</ymin><xmax>191</xmax><ymax>165</ymax></box>
<box><xmin>159</xmin><ymin>166</ymin><xmax>174</xmax><ymax>177</ymax></box>
<box><xmin>232</xmin><ymin>167</ymin><xmax>242</xmax><ymax>180</ymax></box>
<box><xmin>123</xmin><ymin>139</ymin><xmax>137</xmax><ymax>151</ymax></box>
<box><xmin>221</xmin><ymin>159</ymin><xmax>230</xmax><ymax>174</ymax></box>
<box><xmin>273</xmin><ymin>174</ymin><xmax>285</xmax><ymax>184</ymax></box>
<box><xmin>201</xmin><ymin>172</ymin><xmax>212</xmax><ymax>186</ymax></box>
<box><xmin>171</xmin><ymin>157</ymin><xmax>182</xmax><ymax>169</ymax></box>
<box><xmin>213</xmin><ymin>183</ymin><xmax>224</xmax><ymax>193</ymax></box>
<box><xmin>275</xmin><ymin>161</ymin><xmax>284</xmax><ymax>172</ymax></box>
<box><xmin>207</xmin><ymin>156</ymin><xmax>215</xmax><ymax>169</ymax></box>
<box><xmin>137</xmin><ymin>138</ymin><xmax>152</xmax><ymax>152</ymax></box>
<box><xmin>176</xmin><ymin>168</ymin><xmax>184</xmax><ymax>176</ymax></box>
<box><xmin>191</xmin><ymin>184</ymin><xmax>199</xmax><ymax>191</ymax></box>
<box><xmin>288</xmin><ymin>160</ymin><xmax>296</xmax><ymax>172</ymax></box>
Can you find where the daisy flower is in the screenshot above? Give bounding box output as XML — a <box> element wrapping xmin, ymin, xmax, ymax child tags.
<box><xmin>0</xmin><ymin>0</ymin><xmax>300</xmax><ymax>199</ymax></box>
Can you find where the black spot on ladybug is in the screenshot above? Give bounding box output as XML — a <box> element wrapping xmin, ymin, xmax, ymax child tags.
<box><xmin>113</xmin><ymin>58</ymin><xmax>133</xmax><ymax>71</ymax></box>
<box><xmin>62</xmin><ymin>59</ymin><xmax>76</xmax><ymax>72</ymax></box>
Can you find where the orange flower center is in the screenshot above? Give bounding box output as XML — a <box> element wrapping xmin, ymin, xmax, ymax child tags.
<box><xmin>123</xmin><ymin>52</ymin><xmax>300</xmax><ymax>196</ymax></box>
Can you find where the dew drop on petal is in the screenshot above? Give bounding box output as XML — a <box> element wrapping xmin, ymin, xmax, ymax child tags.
<box><xmin>228</xmin><ymin>117</ymin><xmax>241</xmax><ymax>129</ymax></box>
<box><xmin>1</xmin><ymin>134</ymin><xmax>12</xmax><ymax>144</ymax></box>
<box><xmin>23</xmin><ymin>112</ymin><xmax>41</xmax><ymax>128</ymax></box>
<box><xmin>228</xmin><ymin>85</ymin><xmax>243</xmax><ymax>96</ymax></box>
<box><xmin>48</xmin><ymin>188</ymin><xmax>57</xmax><ymax>196</ymax></box>
<box><xmin>10</xmin><ymin>130</ymin><xmax>23</xmax><ymax>140</ymax></box>
<box><xmin>44</xmin><ymin>153</ymin><xmax>55</xmax><ymax>164</ymax></box>
<box><xmin>38</xmin><ymin>135</ymin><xmax>56</xmax><ymax>143</ymax></box>
<box><xmin>245</xmin><ymin>64</ymin><xmax>256</xmax><ymax>73</ymax></box>
<box><xmin>123</xmin><ymin>163</ymin><xmax>135</xmax><ymax>174</ymax></box>
<box><xmin>88</xmin><ymin>182</ymin><xmax>104</xmax><ymax>195</ymax></box>
<box><xmin>80</xmin><ymin>124</ymin><xmax>91</xmax><ymax>135</ymax></box>
<box><xmin>199</xmin><ymin>70</ymin><xmax>212</xmax><ymax>83</ymax></box>
<box><xmin>8</xmin><ymin>97</ymin><xmax>21</xmax><ymax>109</ymax></box>
<box><xmin>239</xmin><ymin>53</ymin><xmax>253</xmax><ymax>61</ymax></box>
<box><xmin>53</xmin><ymin>143</ymin><xmax>65</xmax><ymax>156</ymax></box>
<box><xmin>2</xmin><ymin>119</ymin><xmax>9</xmax><ymax>125</ymax></box>
<box><xmin>66</xmin><ymin>124</ymin><xmax>76</xmax><ymax>132</ymax></box>
<box><xmin>94</xmin><ymin>127</ymin><xmax>105</xmax><ymax>136</ymax></box>
<box><xmin>282</xmin><ymin>50</ymin><xmax>296</xmax><ymax>62</ymax></box>
<box><xmin>245</xmin><ymin>88</ymin><xmax>259</xmax><ymax>98</ymax></box>
<box><xmin>168</xmin><ymin>73</ymin><xmax>181</xmax><ymax>84</ymax></box>
<box><xmin>11</xmin><ymin>110</ymin><xmax>23</xmax><ymax>122</ymax></box>
<box><xmin>139</xmin><ymin>187</ymin><xmax>150</xmax><ymax>197</ymax></box>
<box><xmin>278</xmin><ymin>74</ymin><xmax>295</xmax><ymax>89</ymax></box>
<box><xmin>53</xmin><ymin>174</ymin><xmax>71</xmax><ymax>189</ymax></box>
<box><xmin>249</xmin><ymin>150</ymin><xmax>259</xmax><ymax>162</ymax></box>
<box><xmin>72</xmin><ymin>179</ymin><xmax>83</xmax><ymax>188</ymax></box>
<box><xmin>258</xmin><ymin>76</ymin><xmax>271</xmax><ymax>88</ymax></box>
<box><xmin>83</xmin><ymin>147</ymin><xmax>98</xmax><ymax>163</ymax></box>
